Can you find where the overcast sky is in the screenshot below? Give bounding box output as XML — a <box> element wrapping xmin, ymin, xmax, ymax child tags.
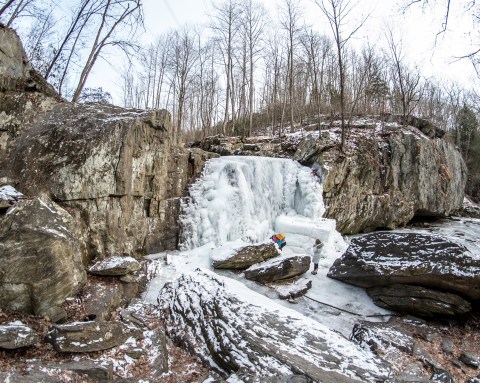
<box><xmin>86</xmin><ymin>0</ymin><xmax>479</xmax><ymax>103</ymax></box>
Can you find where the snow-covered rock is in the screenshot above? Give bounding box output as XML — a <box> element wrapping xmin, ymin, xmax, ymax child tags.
<box><xmin>298</xmin><ymin>124</ymin><xmax>466</xmax><ymax>234</ymax></box>
<box><xmin>158</xmin><ymin>269</ymin><xmax>391</xmax><ymax>381</ymax></box>
<box><xmin>0</xmin><ymin>321</ymin><xmax>40</xmax><ymax>349</ymax></box>
<box><xmin>268</xmin><ymin>277</ymin><xmax>312</xmax><ymax>299</ymax></box>
<box><xmin>212</xmin><ymin>242</ymin><xmax>278</xmax><ymax>269</ymax></box>
<box><xmin>244</xmin><ymin>254</ymin><xmax>310</xmax><ymax>283</ymax></box>
<box><xmin>46</xmin><ymin>320</ymin><xmax>136</xmax><ymax>353</ymax></box>
<box><xmin>88</xmin><ymin>256</ymin><xmax>142</xmax><ymax>276</ymax></box>
<box><xmin>328</xmin><ymin>232</ymin><xmax>480</xmax><ymax>301</ymax></box>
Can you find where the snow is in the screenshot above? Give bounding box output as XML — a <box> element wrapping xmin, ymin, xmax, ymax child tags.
<box><xmin>0</xmin><ymin>185</ymin><xmax>24</xmax><ymax>201</ymax></box>
<box><xmin>145</xmin><ymin>156</ymin><xmax>391</xmax><ymax>338</ymax></box>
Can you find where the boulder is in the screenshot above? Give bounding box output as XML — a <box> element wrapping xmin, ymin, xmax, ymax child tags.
<box><xmin>42</xmin><ymin>361</ymin><xmax>113</xmax><ymax>381</ymax></box>
<box><xmin>0</xmin><ymin>321</ymin><xmax>40</xmax><ymax>349</ymax></box>
<box><xmin>46</xmin><ymin>320</ymin><xmax>136</xmax><ymax>352</ymax></box>
<box><xmin>244</xmin><ymin>255</ymin><xmax>310</xmax><ymax>283</ymax></box>
<box><xmin>367</xmin><ymin>284</ymin><xmax>471</xmax><ymax>317</ymax></box>
<box><xmin>0</xmin><ymin>184</ymin><xmax>24</xmax><ymax>212</ymax></box>
<box><xmin>0</xmin><ymin>196</ymin><xmax>87</xmax><ymax>315</ymax></box>
<box><xmin>88</xmin><ymin>256</ymin><xmax>142</xmax><ymax>276</ymax></box>
<box><xmin>295</xmin><ymin>124</ymin><xmax>466</xmax><ymax>234</ymax></box>
<box><xmin>268</xmin><ymin>277</ymin><xmax>312</xmax><ymax>300</ymax></box>
<box><xmin>328</xmin><ymin>232</ymin><xmax>480</xmax><ymax>300</ymax></box>
<box><xmin>212</xmin><ymin>242</ymin><xmax>278</xmax><ymax>269</ymax></box>
<box><xmin>158</xmin><ymin>270</ymin><xmax>391</xmax><ymax>381</ymax></box>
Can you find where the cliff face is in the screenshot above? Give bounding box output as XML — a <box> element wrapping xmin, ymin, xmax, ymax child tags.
<box><xmin>4</xmin><ymin>103</ymin><xmax>216</xmax><ymax>259</ymax></box>
<box><xmin>0</xmin><ymin>25</ymin><xmax>217</xmax><ymax>262</ymax></box>
<box><xmin>0</xmin><ymin>25</ymin><xmax>61</xmax><ymax>160</ymax></box>
<box><xmin>295</xmin><ymin>124</ymin><xmax>466</xmax><ymax>233</ymax></box>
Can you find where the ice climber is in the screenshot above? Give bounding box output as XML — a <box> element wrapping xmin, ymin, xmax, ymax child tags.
<box><xmin>271</xmin><ymin>233</ymin><xmax>286</xmax><ymax>251</ymax></box>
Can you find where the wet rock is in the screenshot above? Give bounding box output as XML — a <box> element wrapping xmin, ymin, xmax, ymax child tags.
<box><xmin>367</xmin><ymin>284</ymin><xmax>471</xmax><ymax>317</ymax></box>
<box><xmin>158</xmin><ymin>270</ymin><xmax>391</xmax><ymax>381</ymax></box>
<box><xmin>46</xmin><ymin>320</ymin><xmax>135</xmax><ymax>352</ymax></box>
<box><xmin>212</xmin><ymin>242</ymin><xmax>278</xmax><ymax>269</ymax></box>
<box><xmin>465</xmin><ymin>376</ymin><xmax>480</xmax><ymax>383</ymax></box>
<box><xmin>88</xmin><ymin>256</ymin><xmax>142</xmax><ymax>276</ymax></box>
<box><xmin>459</xmin><ymin>352</ymin><xmax>480</xmax><ymax>368</ymax></box>
<box><xmin>328</xmin><ymin>232</ymin><xmax>480</xmax><ymax>301</ymax></box>
<box><xmin>0</xmin><ymin>321</ymin><xmax>40</xmax><ymax>349</ymax></box>
<box><xmin>244</xmin><ymin>255</ymin><xmax>310</xmax><ymax>283</ymax></box>
<box><xmin>0</xmin><ymin>196</ymin><xmax>87</xmax><ymax>315</ymax></box>
<box><xmin>441</xmin><ymin>338</ymin><xmax>455</xmax><ymax>355</ymax></box>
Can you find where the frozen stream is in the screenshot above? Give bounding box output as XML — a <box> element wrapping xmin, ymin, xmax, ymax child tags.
<box><xmin>143</xmin><ymin>156</ymin><xmax>480</xmax><ymax>337</ymax></box>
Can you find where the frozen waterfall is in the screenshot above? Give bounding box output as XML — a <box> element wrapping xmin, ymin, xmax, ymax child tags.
<box><xmin>180</xmin><ymin>156</ymin><xmax>337</xmax><ymax>252</ymax></box>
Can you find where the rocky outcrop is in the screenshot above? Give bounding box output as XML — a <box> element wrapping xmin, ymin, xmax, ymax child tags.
<box><xmin>295</xmin><ymin>124</ymin><xmax>466</xmax><ymax>233</ymax></box>
<box><xmin>351</xmin><ymin>317</ymin><xmax>480</xmax><ymax>383</ymax></box>
<box><xmin>0</xmin><ymin>25</ymin><xmax>61</xmax><ymax>160</ymax></box>
<box><xmin>0</xmin><ymin>196</ymin><xmax>87</xmax><ymax>316</ymax></box>
<box><xmin>212</xmin><ymin>242</ymin><xmax>278</xmax><ymax>269</ymax></box>
<box><xmin>244</xmin><ymin>255</ymin><xmax>310</xmax><ymax>283</ymax></box>
<box><xmin>3</xmin><ymin>102</ymin><xmax>217</xmax><ymax>259</ymax></box>
<box><xmin>46</xmin><ymin>320</ymin><xmax>137</xmax><ymax>352</ymax></box>
<box><xmin>328</xmin><ymin>232</ymin><xmax>480</xmax><ymax>316</ymax></box>
<box><xmin>367</xmin><ymin>284</ymin><xmax>472</xmax><ymax>318</ymax></box>
<box><xmin>88</xmin><ymin>256</ymin><xmax>142</xmax><ymax>276</ymax></box>
<box><xmin>158</xmin><ymin>270</ymin><xmax>391</xmax><ymax>381</ymax></box>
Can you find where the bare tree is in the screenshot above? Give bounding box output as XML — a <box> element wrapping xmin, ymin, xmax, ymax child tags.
<box><xmin>169</xmin><ymin>27</ymin><xmax>199</xmax><ymax>140</ymax></box>
<box><xmin>71</xmin><ymin>0</ymin><xmax>144</xmax><ymax>103</ymax></box>
<box><xmin>243</xmin><ymin>0</ymin><xmax>267</xmax><ymax>136</ymax></box>
<box><xmin>210</xmin><ymin>0</ymin><xmax>242</xmax><ymax>135</ymax></box>
<box><xmin>313</xmin><ymin>0</ymin><xmax>370</xmax><ymax>150</ymax></box>
<box><xmin>386</xmin><ymin>27</ymin><xmax>424</xmax><ymax>122</ymax></box>
<box><xmin>0</xmin><ymin>0</ymin><xmax>16</xmax><ymax>19</ymax></box>
<box><xmin>279</xmin><ymin>0</ymin><xmax>303</xmax><ymax>133</ymax></box>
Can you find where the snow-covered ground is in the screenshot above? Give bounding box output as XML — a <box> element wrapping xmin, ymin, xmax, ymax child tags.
<box><xmin>144</xmin><ymin>156</ymin><xmax>392</xmax><ymax>338</ymax></box>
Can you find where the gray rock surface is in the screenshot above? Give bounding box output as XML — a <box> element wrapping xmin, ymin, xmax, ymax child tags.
<box><xmin>89</xmin><ymin>256</ymin><xmax>142</xmax><ymax>276</ymax></box>
<box><xmin>367</xmin><ymin>284</ymin><xmax>472</xmax><ymax>318</ymax></box>
<box><xmin>244</xmin><ymin>255</ymin><xmax>310</xmax><ymax>283</ymax></box>
<box><xmin>0</xmin><ymin>321</ymin><xmax>40</xmax><ymax>349</ymax></box>
<box><xmin>43</xmin><ymin>361</ymin><xmax>113</xmax><ymax>381</ymax></box>
<box><xmin>158</xmin><ymin>270</ymin><xmax>391</xmax><ymax>382</ymax></box>
<box><xmin>212</xmin><ymin>242</ymin><xmax>278</xmax><ymax>269</ymax></box>
<box><xmin>0</xmin><ymin>25</ymin><xmax>61</xmax><ymax>160</ymax></box>
<box><xmin>3</xmin><ymin>102</ymin><xmax>217</xmax><ymax>258</ymax></box>
<box><xmin>46</xmin><ymin>320</ymin><xmax>136</xmax><ymax>352</ymax></box>
<box><xmin>296</xmin><ymin>125</ymin><xmax>466</xmax><ymax>234</ymax></box>
<box><xmin>0</xmin><ymin>196</ymin><xmax>87</xmax><ymax>315</ymax></box>
<box><xmin>328</xmin><ymin>232</ymin><xmax>480</xmax><ymax>301</ymax></box>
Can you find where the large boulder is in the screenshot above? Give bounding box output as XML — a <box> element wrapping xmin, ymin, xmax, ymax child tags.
<box><xmin>3</xmin><ymin>102</ymin><xmax>217</xmax><ymax>258</ymax></box>
<box><xmin>296</xmin><ymin>124</ymin><xmax>466</xmax><ymax>233</ymax></box>
<box><xmin>46</xmin><ymin>320</ymin><xmax>136</xmax><ymax>352</ymax></box>
<box><xmin>367</xmin><ymin>284</ymin><xmax>472</xmax><ymax>318</ymax></box>
<box><xmin>212</xmin><ymin>242</ymin><xmax>278</xmax><ymax>269</ymax></box>
<box><xmin>0</xmin><ymin>196</ymin><xmax>87</xmax><ymax>315</ymax></box>
<box><xmin>328</xmin><ymin>232</ymin><xmax>480</xmax><ymax>301</ymax></box>
<box><xmin>244</xmin><ymin>255</ymin><xmax>310</xmax><ymax>283</ymax></box>
<box><xmin>0</xmin><ymin>321</ymin><xmax>40</xmax><ymax>349</ymax></box>
<box><xmin>158</xmin><ymin>270</ymin><xmax>391</xmax><ymax>381</ymax></box>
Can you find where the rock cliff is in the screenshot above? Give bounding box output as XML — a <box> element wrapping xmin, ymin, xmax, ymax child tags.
<box><xmin>295</xmin><ymin>124</ymin><xmax>466</xmax><ymax>233</ymax></box>
<box><xmin>0</xmin><ymin>25</ymin><xmax>61</xmax><ymax>160</ymax></box>
<box><xmin>3</xmin><ymin>103</ymin><xmax>216</xmax><ymax>259</ymax></box>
